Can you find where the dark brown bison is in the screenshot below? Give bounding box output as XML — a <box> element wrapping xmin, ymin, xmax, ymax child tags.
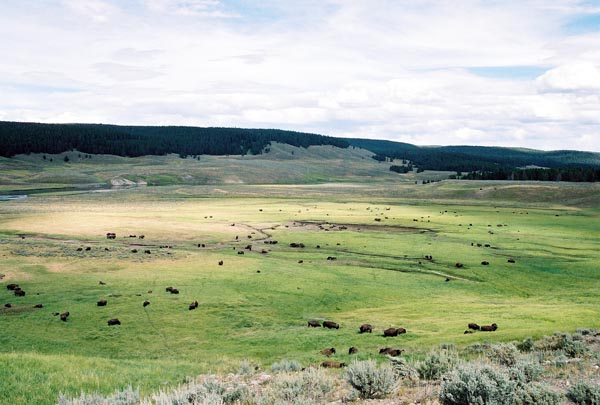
<box><xmin>326</xmin><ymin>256</ymin><xmax>337</xmax><ymax>261</ymax></box>
<box><xmin>60</xmin><ymin>311</ymin><xmax>70</xmax><ymax>321</ymax></box>
<box><xmin>76</xmin><ymin>247</ymin><xmax>83</xmax><ymax>251</ymax></box>
<box><xmin>480</xmin><ymin>323</ymin><xmax>498</xmax><ymax>332</ymax></box>
<box><xmin>468</xmin><ymin>323</ymin><xmax>480</xmax><ymax>330</ymax></box>
<box><xmin>218</xmin><ymin>260</ymin><xmax>224</xmax><ymax>266</ymax></box>
<box><xmin>170</xmin><ymin>288</ymin><xmax>180</xmax><ymax>294</ymax></box>
<box><xmin>143</xmin><ymin>300</ymin><xmax>150</xmax><ymax>307</ymax></box>
<box><xmin>97</xmin><ymin>299</ymin><xmax>107</xmax><ymax>307</ymax></box>
<box><xmin>359</xmin><ymin>324</ymin><xmax>373</xmax><ymax>333</ymax></box>
<box><xmin>323</xmin><ymin>321</ymin><xmax>339</xmax><ymax>329</ymax></box>
<box><xmin>307</xmin><ymin>320</ymin><xmax>321</xmax><ymax>327</ymax></box>
<box><xmin>189</xmin><ymin>301</ymin><xmax>199</xmax><ymax>310</ymax></box>
<box><xmin>245</xmin><ymin>245</ymin><xmax>252</xmax><ymax>250</ymax></box>
<box><xmin>424</xmin><ymin>255</ymin><xmax>433</xmax><ymax>260</ymax></box>
<box><xmin>6</xmin><ymin>284</ymin><xmax>19</xmax><ymax>291</ymax></box>
<box><xmin>290</xmin><ymin>243</ymin><xmax>305</xmax><ymax>248</ymax></box>
<box><xmin>455</xmin><ymin>263</ymin><xmax>464</xmax><ymax>268</ymax></box>
<box><xmin>481</xmin><ymin>261</ymin><xmax>489</xmax><ymax>265</ymax></box>
<box><xmin>131</xmin><ymin>249</ymin><xmax>138</xmax><ymax>253</ymax></box>
<box><xmin>237</xmin><ymin>251</ymin><xmax>244</xmax><ymax>255</ymax></box>
<box><xmin>321</xmin><ymin>361</ymin><xmax>346</xmax><ymax>368</ymax></box>
<box><xmin>107</xmin><ymin>318</ymin><xmax>121</xmax><ymax>326</ymax></box>
<box><xmin>166</xmin><ymin>286</ymin><xmax>173</xmax><ymax>292</ymax></box>
<box><xmin>348</xmin><ymin>347</ymin><xmax>358</xmax><ymax>354</ymax></box>
<box><xmin>380</xmin><ymin>348</ymin><xmax>404</xmax><ymax>356</ymax></box>
<box><xmin>4</xmin><ymin>303</ymin><xmax>12</xmax><ymax>308</ymax></box>
<box><xmin>14</xmin><ymin>289</ymin><xmax>25</xmax><ymax>297</ymax></box>
<box><xmin>138</xmin><ymin>235</ymin><xmax>145</xmax><ymax>239</ymax></box>
<box><xmin>99</xmin><ymin>281</ymin><xmax>106</xmax><ymax>285</ymax></box>
<box><xmin>106</xmin><ymin>232</ymin><xmax>116</xmax><ymax>239</ymax></box>
<box><xmin>85</xmin><ymin>247</ymin><xmax>91</xmax><ymax>251</ymax></box>
<box><xmin>507</xmin><ymin>258</ymin><xmax>516</xmax><ymax>263</ymax></box>
<box><xmin>298</xmin><ymin>260</ymin><xmax>304</xmax><ymax>264</ymax></box>
<box><xmin>144</xmin><ymin>250</ymin><xmax>151</xmax><ymax>254</ymax></box>
<box><xmin>383</xmin><ymin>327</ymin><xmax>406</xmax><ymax>337</ymax></box>
<box><xmin>33</xmin><ymin>304</ymin><xmax>43</xmax><ymax>308</ymax></box>
<box><xmin>320</xmin><ymin>347</ymin><xmax>336</xmax><ymax>356</ymax></box>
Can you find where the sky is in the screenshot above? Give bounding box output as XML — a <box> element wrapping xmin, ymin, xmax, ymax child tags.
<box><xmin>1</xmin><ymin>0</ymin><xmax>600</xmax><ymax>151</ymax></box>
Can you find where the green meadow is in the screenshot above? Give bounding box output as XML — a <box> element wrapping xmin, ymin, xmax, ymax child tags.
<box><xmin>0</xmin><ymin>151</ymin><xmax>599</xmax><ymax>403</ymax></box>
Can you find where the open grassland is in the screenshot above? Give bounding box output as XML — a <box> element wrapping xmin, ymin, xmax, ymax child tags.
<box><xmin>1</xmin><ymin>181</ymin><xmax>599</xmax><ymax>404</ymax></box>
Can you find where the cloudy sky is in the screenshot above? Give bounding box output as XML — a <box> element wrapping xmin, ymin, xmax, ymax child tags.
<box><xmin>1</xmin><ymin>0</ymin><xmax>600</xmax><ymax>151</ymax></box>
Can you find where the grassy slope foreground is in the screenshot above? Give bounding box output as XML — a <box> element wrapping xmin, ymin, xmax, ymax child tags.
<box><xmin>0</xmin><ymin>153</ymin><xmax>599</xmax><ymax>403</ymax></box>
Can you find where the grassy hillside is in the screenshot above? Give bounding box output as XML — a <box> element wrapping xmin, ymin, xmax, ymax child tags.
<box><xmin>1</xmin><ymin>181</ymin><xmax>599</xmax><ymax>403</ymax></box>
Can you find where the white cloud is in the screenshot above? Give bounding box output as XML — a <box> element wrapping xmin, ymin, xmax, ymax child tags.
<box><xmin>537</xmin><ymin>62</ymin><xmax>600</xmax><ymax>92</ymax></box>
<box><xmin>0</xmin><ymin>0</ymin><xmax>599</xmax><ymax>151</ymax></box>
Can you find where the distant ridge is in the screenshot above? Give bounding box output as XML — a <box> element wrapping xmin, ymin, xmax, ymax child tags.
<box><xmin>1</xmin><ymin>121</ymin><xmax>599</xmax><ymax>171</ymax></box>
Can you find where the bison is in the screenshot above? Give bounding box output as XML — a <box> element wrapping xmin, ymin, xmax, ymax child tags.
<box><xmin>348</xmin><ymin>347</ymin><xmax>358</xmax><ymax>354</ymax></box>
<box><xmin>170</xmin><ymin>288</ymin><xmax>180</xmax><ymax>295</ymax></box>
<box><xmin>380</xmin><ymin>348</ymin><xmax>404</xmax><ymax>356</ymax></box>
<box><xmin>6</xmin><ymin>284</ymin><xmax>19</xmax><ymax>291</ymax></box>
<box><xmin>468</xmin><ymin>323</ymin><xmax>480</xmax><ymax>330</ymax></box>
<box><xmin>97</xmin><ymin>300</ymin><xmax>107</xmax><ymax>307</ymax></box>
<box><xmin>33</xmin><ymin>304</ymin><xmax>43</xmax><ymax>308</ymax></box>
<box><xmin>507</xmin><ymin>258</ymin><xmax>516</xmax><ymax>263</ymax></box>
<box><xmin>99</xmin><ymin>281</ymin><xmax>106</xmax><ymax>285</ymax></box>
<box><xmin>290</xmin><ymin>243</ymin><xmax>305</xmax><ymax>248</ymax></box>
<box><xmin>4</xmin><ymin>303</ymin><xmax>12</xmax><ymax>308</ymax></box>
<box><xmin>107</xmin><ymin>318</ymin><xmax>121</xmax><ymax>326</ymax></box>
<box><xmin>326</xmin><ymin>256</ymin><xmax>337</xmax><ymax>261</ymax></box>
<box><xmin>455</xmin><ymin>263</ymin><xmax>464</xmax><ymax>268</ymax></box>
<box><xmin>383</xmin><ymin>327</ymin><xmax>406</xmax><ymax>337</ymax></box>
<box><xmin>14</xmin><ymin>289</ymin><xmax>25</xmax><ymax>297</ymax></box>
<box><xmin>189</xmin><ymin>300</ymin><xmax>199</xmax><ymax>310</ymax></box>
<box><xmin>166</xmin><ymin>286</ymin><xmax>173</xmax><ymax>292</ymax></box>
<box><xmin>480</xmin><ymin>323</ymin><xmax>498</xmax><ymax>332</ymax></box>
<box><xmin>307</xmin><ymin>320</ymin><xmax>321</xmax><ymax>328</ymax></box>
<box><xmin>359</xmin><ymin>324</ymin><xmax>373</xmax><ymax>333</ymax></box>
<box><xmin>60</xmin><ymin>311</ymin><xmax>70</xmax><ymax>322</ymax></box>
<box><xmin>424</xmin><ymin>255</ymin><xmax>433</xmax><ymax>260</ymax></box>
<box><xmin>323</xmin><ymin>321</ymin><xmax>339</xmax><ymax>329</ymax></box>
<box><xmin>106</xmin><ymin>232</ymin><xmax>116</xmax><ymax>239</ymax></box>
<box><xmin>320</xmin><ymin>347</ymin><xmax>336</xmax><ymax>356</ymax></box>
<box><xmin>237</xmin><ymin>251</ymin><xmax>244</xmax><ymax>255</ymax></box>
<box><xmin>481</xmin><ymin>261</ymin><xmax>490</xmax><ymax>266</ymax></box>
<box><xmin>218</xmin><ymin>260</ymin><xmax>224</xmax><ymax>266</ymax></box>
<box><xmin>321</xmin><ymin>361</ymin><xmax>346</xmax><ymax>368</ymax></box>
<box><xmin>143</xmin><ymin>300</ymin><xmax>150</xmax><ymax>307</ymax></box>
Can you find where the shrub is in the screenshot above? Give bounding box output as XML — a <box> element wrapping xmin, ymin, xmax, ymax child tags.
<box><xmin>266</xmin><ymin>367</ymin><xmax>334</xmax><ymax>404</ymax></box>
<box><xmin>535</xmin><ymin>332</ymin><xmax>589</xmax><ymax>358</ymax></box>
<box><xmin>439</xmin><ymin>363</ymin><xmax>517</xmax><ymax>405</ymax></box>
<box><xmin>270</xmin><ymin>359</ymin><xmax>302</xmax><ymax>373</ymax></box>
<box><xmin>516</xmin><ymin>337</ymin><xmax>534</xmax><ymax>353</ymax></box>
<box><xmin>57</xmin><ymin>386</ymin><xmax>139</xmax><ymax>405</ymax></box>
<box><xmin>566</xmin><ymin>380</ymin><xmax>600</xmax><ymax>404</ymax></box>
<box><xmin>464</xmin><ymin>342</ymin><xmax>491</xmax><ymax>355</ymax></box>
<box><xmin>576</xmin><ymin>328</ymin><xmax>597</xmax><ymax>336</ymax></box>
<box><xmin>387</xmin><ymin>356</ymin><xmax>419</xmax><ymax>382</ymax></box>
<box><xmin>151</xmin><ymin>377</ymin><xmax>252</xmax><ymax>405</ymax></box>
<box><xmin>344</xmin><ymin>360</ymin><xmax>398</xmax><ymax>399</ymax></box>
<box><xmin>486</xmin><ymin>343</ymin><xmax>519</xmax><ymax>367</ymax></box>
<box><xmin>515</xmin><ymin>383</ymin><xmax>562</xmax><ymax>405</ymax></box>
<box><xmin>509</xmin><ymin>357</ymin><xmax>543</xmax><ymax>384</ymax></box>
<box><xmin>238</xmin><ymin>359</ymin><xmax>255</xmax><ymax>376</ymax></box>
<box><xmin>416</xmin><ymin>346</ymin><xmax>460</xmax><ymax>380</ymax></box>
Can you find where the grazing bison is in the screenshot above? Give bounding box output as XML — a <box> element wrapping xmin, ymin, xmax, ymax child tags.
<box><xmin>60</xmin><ymin>311</ymin><xmax>70</xmax><ymax>322</ymax></box>
<box><xmin>237</xmin><ymin>251</ymin><xmax>244</xmax><ymax>255</ymax></box>
<box><xmin>321</xmin><ymin>361</ymin><xmax>346</xmax><ymax>368</ymax></box>
<box><xmin>14</xmin><ymin>289</ymin><xmax>25</xmax><ymax>297</ymax></box>
<box><xmin>290</xmin><ymin>243</ymin><xmax>305</xmax><ymax>248</ymax></box>
<box><xmin>349</xmin><ymin>347</ymin><xmax>358</xmax><ymax>354</ymax></box>
<box><xmin>480</xmin><ymin>323</ymin><xmax>498</xmax><ymax>332</ymax></box>
<box><xmin>326</xmin><ymin>256</ymin><xmax>337</xmax><ymax>261</ymax></box>
<box><xmin>106</xmin><ymin>232</ymin><xmax>116</xmax><ymax>239</ymax></box>
<box><xmin>323</xmin><ymin>321</ymin><xmax>339</xmax><ymax>329</ymax></box>
<box><xmin>144</xmin><ymin>250</ymin><xmax>151</xmax><ymax>254</ymax></box>
<box><xmin>107</xmin><ymin>318</ymin><xmax>121</xmax><ymax>326</ymax></box>
<box><xmin>97</xmin><ymin>300</ymin><xmax>107</xmax><ymax>307</ymax></box>
<box><xmin>166</xmin><ymin>286</ymin><xmax>173</xmax><ymax>292</ymax></box>
<box><xmin>468</xmin><ymin>323</ymin><xmax>480</xmax><ymax>330</ymax></box>
<box><xmin>383</xmin><ymin>327</ymin><xmax>406</xmax><ymax>337</ymax></box>
<box><xmin>218</xmin><ymin>260</ymin><xmax>224</xmax><ymax>266</ymax></box>
<box><xmin>481</xmin><ymin>261</ymin><xmax>490</xmax><ymax>266</ymax></box>
<box><xmin>320</xmin><ymin>347</ymin><xmax>336</xmax><ymax>356</ymax></box>
<box><xmin>33</xmin><ymin>304</ymin><xmax>43</xmax><ymax>308</ymax></box>
<box><xmin>507</xmin><ymin>258</ymin><xmax>516</xmax><ymax>263</ymax></box>
<box><xmin>189</xmin><ymin>301</ymin><xmax>199</xmax><ymax>310</ymax></box>
<box><xmin>170</xmin><ymin>288</ymin><xmax>180</xmax><ymax>295</ymax></box>
<box><xmin>298</xmin><ymin>260</ymin><xmax>304</xmax><ymax>264</ymax></box>
<box><xmin>76</xmin><ymin>247</ymin><xmax>83</xmax><ymax>252</ymax></box>
<box><xmin>359</xmin><ymin>324</ymin><xmax>373</xmax><ymax>333</ymax></box>
<box><xmin>455</xmin><ymin>263</ymin><xmax>464</xmax><ymax>268</ymax></box>
<box><xmin>4</xmin><ymin>303</ymin><xmax>12</xmax><ymax>308</ymax></box>
<box><xmin>131</xmin><ymin>249</ymin><xmax>138</xmax><ymax>253</ymax></box>
<box><xmin>143</xmin><ymin>300</ymin><xmax>150</xmax><ymax>307</ymax></box>
<box><xmin>307</xmin><ymin>320</ymin><xmax>321</xmax><ymax>328</ymax></box>
<box><xmin>85</xmin><ymin>247</ymin><xmax>91</xmax><ymax>251</ymax></box>
<box><xmin>6</xmin><ymin>284</ymin><xmax>19</xmax><ymax>291</ymax></box>
<box><xmin>99</xmin><ymin>281</ymin><xmax>106</xmax><ymax>285</ymax></box>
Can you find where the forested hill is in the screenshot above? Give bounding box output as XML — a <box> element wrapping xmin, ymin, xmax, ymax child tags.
<box><xmin>0</xmin><ymin>121</ymin><xmax>348</xmax><ymax>157</ymax></box>
<box><xmin>346</xmin><ymin>138</ymin><xmax>600</xmax><ymax>171</ymax></box>
<box><xmin>2</xmin><ymin>121</ymin><xmax>599</xmax><ymax>172</ymax></box>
